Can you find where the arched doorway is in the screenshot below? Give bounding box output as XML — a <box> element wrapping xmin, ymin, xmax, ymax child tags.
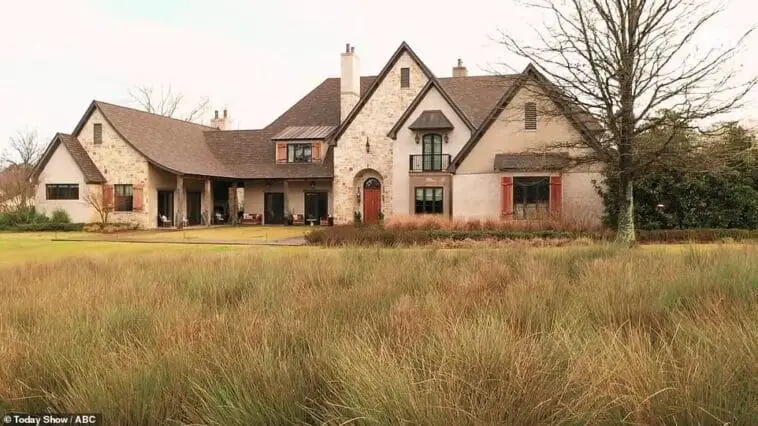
<box><xmin>363</xmin><ymin>178</ymin><xmax>382</xmax><ymax>224</ymax></box>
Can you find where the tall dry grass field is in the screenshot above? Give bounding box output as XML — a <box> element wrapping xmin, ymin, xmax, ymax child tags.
<box><xmin>2</xmin><ymin>246</ymin><xmax>758</xmax><ymax>424</ymax></box>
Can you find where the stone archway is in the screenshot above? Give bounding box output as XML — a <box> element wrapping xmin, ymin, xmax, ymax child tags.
<box><xmin>352</xmin><ymin>169</ymin><xmax>383</xmax><ymax>224</ymax></box>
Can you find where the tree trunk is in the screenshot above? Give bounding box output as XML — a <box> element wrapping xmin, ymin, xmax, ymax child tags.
<box><xmin>616</xmin><ymin>175</ymin><xmax>635</xmax><ymax>244</ymax></box>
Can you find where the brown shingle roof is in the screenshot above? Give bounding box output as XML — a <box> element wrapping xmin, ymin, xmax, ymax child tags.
<box><xmin>33</xmin><ymin>133</ymin><xmax>105</xmax><ymax>183</ymax></box>
<box><xmin>204</xmin><ymin>77</ymin><xmax>376</xmax><ymax>179</ymax></box>
<box><xmin>438</xmin><ymin>75</ymin><xmax>520</xmax><ymax>127</ymax></box>
<box><xmin>80</xmin><ymin>101</ymin><xmax>235</xmax><ymax>177</ymax></box>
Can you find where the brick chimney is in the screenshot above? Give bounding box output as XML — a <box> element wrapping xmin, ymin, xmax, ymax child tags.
<box><xmin>452</xmin><ymin>58</ymin><xmax>468</xmax><ymax>77</ymax></box>
<box><xmin>210</xmin><ymin>109</ymin><xmax>230</xmax><ymax>130</ymax></box>
<box><xmin>341</xmin><ymin>43</ymin><xmax>360</xmax><ymax>122</ymax></box>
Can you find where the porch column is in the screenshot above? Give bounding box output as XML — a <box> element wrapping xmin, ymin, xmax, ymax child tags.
<box><xmin>283</xmin><ymin>180</ymin><xmax>289</xmax><ymax>217</ymax></box>
<box><xmin>175</xmin><ymin>174</ymin><xmax>185</xmax><ymax>229</ymax></box>
<box><xmin>204</xmin><ymin>178</ymin><xmax>212</xmax><ymax>227</ymax></box>
<box><xmin>228</xmin><ymin>182</ymin><xmax>239</xmax><ymax>225</ymax></box>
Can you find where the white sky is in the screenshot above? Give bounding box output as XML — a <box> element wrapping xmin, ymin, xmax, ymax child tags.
<box><xmin>1</xmin><ymin>0</ymin><xmax>755</xmax><ymax>156</ymax></box>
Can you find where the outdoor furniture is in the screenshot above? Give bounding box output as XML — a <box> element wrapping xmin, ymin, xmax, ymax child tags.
<box><xmin>214</xmin><ymin>212</ymin><xmax>226</xmax><ymax>225</ymax></box>
<box><xmin>240</xmin><ymin>213</ymin><xmax>263</xmax><ymax>225</ymax></box>
<box><xmin>159</xmin><ymin>215</ymin><xmax>172</xmax><ymax>227</ymax></box>
<box><xmin>319</xmin><ymin>216</ymin><xmax>331</xmax><ymax>226</ymax></box>
<box><xmin>306</xmin><ymin>218</ymin><xmax>318</xmax><ymax>226</ymax></box>
<box><xmin>293</xmin><ymin>214</ymin><xmax>305</xmax><ymax>225</ymax></box>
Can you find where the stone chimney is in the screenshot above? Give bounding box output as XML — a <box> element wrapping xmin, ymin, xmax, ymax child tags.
<box><xmin>210</xmin><ymin>109</ymin><xmax>230</xmax><ymax>130</ymax></box>
<box><xmin>452</xmin><ymin>58</ymin><xmax>468</xmax><ymax>78</ymax></box>
<box><xmin>340</xmin><ymin>43</ymin><xmax>360</xmax><ymax>122</ymax></box>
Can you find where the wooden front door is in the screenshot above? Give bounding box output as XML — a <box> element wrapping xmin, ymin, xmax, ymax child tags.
<box><xmin>363</xmin><ymin>178</ymin><xmax>382</xmax><ymax>224</ymax></box>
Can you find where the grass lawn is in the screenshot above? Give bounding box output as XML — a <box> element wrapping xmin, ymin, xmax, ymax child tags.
<box><xmin>51</xmin><ymin>225</ymin><xmax>308</xmax><ymax>243</ymax></box>
<box><xmin>1</xmin><ymin>240</ymin><xmax>757</xmax><ymax>423</ymax></box>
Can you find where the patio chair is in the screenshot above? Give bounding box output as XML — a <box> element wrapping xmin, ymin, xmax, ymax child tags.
<box><xmin>293</xmin><ymin>214</ymin><xmax>305</xmax><ymax>225</ymax></box>
<box><xmin>159</xmin><ymin>214</ymin><xmax>172</xmax><ymax>228</ymax></box>
<box><xmin>214</xmin><ymin>212</ymin><xmax>225</xmax><ymax>225</ymax></box>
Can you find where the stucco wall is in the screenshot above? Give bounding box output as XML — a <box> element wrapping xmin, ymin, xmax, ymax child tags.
<box><xmin>77</xmin><ymin>108</ymin><xmax>151</xmax><ymax>227</ymax></box>
<box><xmin>456</xmin><ymin>84</ymin><xmax>589</xmax><ymax>174</ymax></box>
<box><xmin>333</xmin><ymin>51</ymin><xmax>429</xmax><ymax>224</ymax></box>
<box><xmin>392</xmin><ymin>85</ymin><xmax>471</xmax><ymax>216</ymax></box>
<box><xmin>452</xmin><ymin>171</ymin><xmax>604</xmax><ymax>227</ymax></box>
<box><xmin>34</xmin><ymin>142</ymin><xmax>95</xmax><ymax>223</ymax></box>
<box><xmin>244</xmin><ymin>180</ymin><xmax>332</xmax><ymax>223</ymax></box>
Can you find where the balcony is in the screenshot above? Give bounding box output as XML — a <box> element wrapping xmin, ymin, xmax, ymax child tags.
<box><xmin>409</xmin><ymin>154</ymin><xmax>451</xmax><ymax>173</ymax></box>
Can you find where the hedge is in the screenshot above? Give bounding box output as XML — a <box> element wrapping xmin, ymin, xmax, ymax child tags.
<box><xmin>305</xmin><ymin>225</ymin><xmax>758</xmax><ymax>246</ymax></box>
<box><xmin>0</xmin><ymin>223</ymin><xmax>85</xmax><ymax>232</ymax></box>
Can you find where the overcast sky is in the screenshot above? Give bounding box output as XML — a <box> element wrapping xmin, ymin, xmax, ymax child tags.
<box><xmin>1</xmin><ymin>0</ymin><xmax>755</xmax><ymax>157</ymax></box>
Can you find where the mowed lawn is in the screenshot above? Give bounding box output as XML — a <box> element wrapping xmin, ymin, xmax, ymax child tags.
<box><xmin>1</xmin><ymin>235</ymin><xmax>758</xmax><ymax>424</ymax></box>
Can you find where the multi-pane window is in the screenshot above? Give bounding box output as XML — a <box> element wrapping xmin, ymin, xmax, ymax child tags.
<box><xmin>524</xmin><ymin>102</ymin><xmax>537</xmax><ymax>130</ymax></box>
<box><xmin>287</xmin><ymin>144</ymin><xmax>312</xmax><ymax>163</ymax></box>
<box><xmin>422</xmin><ymin>134</ymin><xmax>443</xmax><ymax>171</ymax></box>
<box><xmin>415</xmin><ymin>187</ymin><xmax>443</xmax><ymax>214</ymax></box>
<box><xmin>513</xmin><ymin>177</ymin><xmax>549</xmax><ymax>219</ymax></box>
<box><xmin>94</xmin><ymin>123</ymin><xmax>103</xmax><ymax>144</ymax></box>
<box><xmin>400</xmin><ymin>67</ymin><xmax>410</xmax><ymax>88</ymax></box>
<box><xmin>114</xmin><ymin>184</ymin><xmax>133</xmax><ymax>212</ymax></box>
<box><xmin>46</xmin><ymin>184</ymin><xmax>79</xmax><ymax>200</ymax></box>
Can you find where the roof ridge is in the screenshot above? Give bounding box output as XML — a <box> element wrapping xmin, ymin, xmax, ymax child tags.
<box><xmin>94</xmin><ymin>100</ymin><xmax>218</xmax><ymax>130</ymax></box>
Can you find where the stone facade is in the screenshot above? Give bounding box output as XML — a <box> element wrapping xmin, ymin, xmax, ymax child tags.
<box><xmin>333</xmin><ymin>51</ymin><xmax>429</xmax><ymax>223</ymax></box>
<box><xmin>77</xmin><ymin>108</ymin><xmax>152</xmax><ymax>227</ymax></box>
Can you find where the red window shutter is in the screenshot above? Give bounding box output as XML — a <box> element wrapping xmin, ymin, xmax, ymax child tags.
<box><xmin>133</xmin><ymin>184</ymin><xmax>144</xmax><ymax>211</ymax></box>
<box><xmin>550</xmin><ymin>175</ymin><xmax>563</xmax><ymax>219</ymax></box>
<box><xmin>103</xmin><ymin>184</ymin><xmax>114</xmax><ymax>209</ymax></box>
<box><xmin>276</xmin><ymin>144</ymin><xmax>287</xmax><ymax>163</ymax></box>
<box><xmin>313</xmin><ymin>143</ymin><xmax>321</xmax><ymax>161</ymax></box>
<box><xmin>501</xmin><ymin>176</ymin><xmax>513</xmax><ymax>218</ymax></box>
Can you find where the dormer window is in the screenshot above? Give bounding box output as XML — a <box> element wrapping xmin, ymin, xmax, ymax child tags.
<box><xmin>524</xmin><ymin>102</ymin><xmax>537</xmax><ymax>130</ymax></box>
<box><xmin>288</xmin><ymin>143</ymin><xmax>312</xmax><ymax>163</ymax></box>
<box><xmin>400</xmin><ymin>68</ymin><xmax>410</xmax><ymax>88</ymax></box>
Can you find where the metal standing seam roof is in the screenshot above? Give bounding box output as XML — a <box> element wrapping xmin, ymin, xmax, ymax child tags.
<box><xmin>271</xmin><ymin>125</ymin><xmax>337</xmax><ymax>140</ymax></box>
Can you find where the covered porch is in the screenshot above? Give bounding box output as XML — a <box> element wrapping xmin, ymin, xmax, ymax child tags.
<box><xmin>243</xmin><ymin>178</ymin><xmax>333</xmax><ymax>226</ymax></box>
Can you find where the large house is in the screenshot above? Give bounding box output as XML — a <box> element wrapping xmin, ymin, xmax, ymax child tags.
<box><xmin>33</xmin><ymin>42</ymin><xmax>604</xmax><ymax>228</ymax></box>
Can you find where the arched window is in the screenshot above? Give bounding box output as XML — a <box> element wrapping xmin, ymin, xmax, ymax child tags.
<box><xmin>524</xmin><ymin>102</ymin><xmax>537</xmax><ymax>130</ymax></box>
<box><xmin>364</xmin><ymin>178</ymin><xmax>381</xmax><ymax>189</ymax></box>
<box><xmin>422</xmin><ymin>133</ymin><xmax>443</xmax><ymax>171</ymax></box>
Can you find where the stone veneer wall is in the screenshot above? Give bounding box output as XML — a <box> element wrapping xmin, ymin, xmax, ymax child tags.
<box><xmin>332</xmin><ymin>51</ymin><xmax>429</xmax><ymax>223</ymax></box>
<box><xmin>78</xmin><ymin>108</ymin><xmax>151</xmax><ymax>228</ymax></box>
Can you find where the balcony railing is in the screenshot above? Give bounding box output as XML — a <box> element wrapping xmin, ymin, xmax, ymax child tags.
<box><xmin>409</xmin><ymin>154</ymin><xmax>451</xmax><ymax>172</ymax></box>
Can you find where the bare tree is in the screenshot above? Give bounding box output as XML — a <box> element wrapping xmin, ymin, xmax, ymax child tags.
<box><xmin>128</xmin><ymin>85</ymin><xmax>210</xmax><ymax>123</ymax></box>
<box><xmin>1</xmin><ymin>130</ymin><xmax>43</xmax><ymax>210</ymax></box>
<box><xmin>2</xmin><ymin>130</ymin><xmax>43</xmax><ymax>167</ymax></box>
<box><xmin>497</xmin><ymin>0</ymin><xmax>755</xmax><ymax>243</ymax></box>
<box><xmin>83</xmin><ymin>189</ymin><xmax>112</xmax><ymax>225</ymax></box>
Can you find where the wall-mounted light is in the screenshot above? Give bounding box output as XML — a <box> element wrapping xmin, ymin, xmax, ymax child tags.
<box><xmin>444</xmin><ymin>134</ymin><xmax>449</xmax><ymax>144</ymax></box>
<box><xmin>355</xmin><ymin>187</ymin><xmax>361</xmax><ymax>203</ymax></box>
<box><xmin>365</xmin><ymin>137</ymin><xmax>371</xmax><ymax>153</ymax></box>
<box><xmin>309</xmin><ymin>181</ymin><xmax>316</xmax><ymax>189</ymax></box>
<box><xmin>415</xmin><ymin>133</ymin><xmax>420</xmax><ymax>144</ymax></box>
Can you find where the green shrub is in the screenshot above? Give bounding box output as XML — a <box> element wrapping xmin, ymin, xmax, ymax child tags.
<box><xmin>2</xmin><ymin>222</ymin><xmax>84</xmax><ymax>232</ymax></box>
<box><xmin>50</xmin><ymin>208</ymin><xmax>72</xmax><ymax>224</ymax></box>
<box><xmin>0</xmin><ymin>207</ymin><xmax>49</xmax><ymax>227</ymax></box>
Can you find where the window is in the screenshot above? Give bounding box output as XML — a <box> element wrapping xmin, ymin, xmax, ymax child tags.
<box><xmin>94</xmin><ymin>123</ymin><xmax>103</xmax><ymax>144</ymax></box>
<box><xmin>524</xmin><ymin>102</ymin><xmax>537</xmax><ymax>130</ymax></box>
<box><xmin>114</xmin><ymin>184</ymin><xmax>133</xmax><ymax>212</ymax></box>
<box><xmin>287</xmin><ymin>144</ymin><xmax>312</xmax><ymax>163</ymax></box>
<box><xmin>513</xmin><ymin>177</ymin><xmax>549</xmax><ymax>219</ymax></box>
<box><xmin>400</xmin><ymin>67</ymin><xmax>410</xmax><ymax>88</ymax></box>
<box><xmin>422</xmin><ymin>134</ymin><xmax>443</xmax><ymax>171</ymax></box>
<box><xmin>46</xmin><ymin>184</ymin><xmax>79</xmax><ymax>200</ymax></box>
<box><xmin>415</xmin><ymin>187</ymin><xmax>443</xmax><ymax>214</ymax></box>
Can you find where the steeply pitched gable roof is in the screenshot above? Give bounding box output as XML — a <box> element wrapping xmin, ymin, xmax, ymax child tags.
<box><xmin>387</xmin><ymin>79</ymin><xmax>475</xmax><ymax>139</ymax></box>
<box><xmin>330</xmin><ymin>41</ymin><xmax>437</xmax><ymax>143</ymax></box>
<box><xmin>33</xmin><ymin>133</ymin><xmax>106</xmax><ymax>183</ymax></box>
<box><xmin>72</xmin><ymin>101</ymin><xmax>234</xmax><ymax>177</ymax></box>
<box><xmin>450</xmin><ymin>64</ymin><xmax>602</xmax><ymax>171</ymax></box>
